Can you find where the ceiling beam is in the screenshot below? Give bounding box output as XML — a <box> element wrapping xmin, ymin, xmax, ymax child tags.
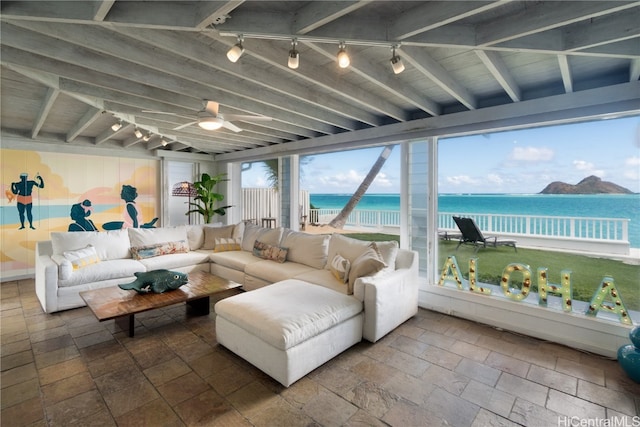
<box><xmin>475</xmin><ymin>50</ymin><xmax>522</xmax><ymax>102</ymax></box>
<box><xmin>92</xmin><ymin>1</ymin><xmax>115</xmax><ymax>21</ymax></box>
<box><xmin>293</xmin><ymin>1</ymin><xmax>371</xmax><ymax>34</ymax></box>
<box><xmin>402</xmin><ymin>46</ymin><xmax>477</xmax><ymax>110</ymax></box>
<box><xmin>558</xmin><ymin>55</ymin><xmax>574</xmax><ymax>93</ymax></box>
<box><xmin>66</xmin><ymin>107</ymin><xmax>103</xmax><ymax>142</ymax></box>
<box><xmin>31</xmin><ymin>87</ymin><xmax>59</xmax><ymax>138</ymax></box>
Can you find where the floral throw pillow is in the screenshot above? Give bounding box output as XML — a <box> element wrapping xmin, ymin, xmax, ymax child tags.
<box><xmin>253</xmin><ymin>240</ymin><xmax>288</xmax><ymax>263</ymax></box>
<box><xmin>131</xmin><ymin>240</ymin><xmax>189</xmax><ymax>260</ymax></box>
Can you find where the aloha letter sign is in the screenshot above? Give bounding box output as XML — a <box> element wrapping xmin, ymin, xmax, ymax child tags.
<box><xmin>438</xmin><ymin>256</ymin><xmax>632</xmax><ymax>325</ymax></box>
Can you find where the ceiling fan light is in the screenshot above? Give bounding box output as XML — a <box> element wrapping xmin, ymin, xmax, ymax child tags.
<box><xmin>337</xmin><ymin>43</ymin><xmax>350</xmax><ymax>68</ymax></box>
<box><xmin>227</xmin><ymin>36</ymin><xmax>244</xmax><ymax>63</ymax></box>
<box><xmin>198</xmin><ymin>116</ymin><xmax>224</xmax><ymax>130</ymax></box>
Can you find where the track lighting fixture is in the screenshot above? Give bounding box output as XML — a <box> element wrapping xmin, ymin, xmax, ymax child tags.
<box><xmin>227</xmin><ymin>35</ymin><xmax>244</xmax><ymax>63</ymax></box>
<box><xmin>161</xmin><ymin>138</ymin><xmax>168</xmax><ymax>146</ymax></box>
<box><xmin>336</xmin><ymin>42</ymin><xmax>350</xmax><ymax>68</ymax></box>
<box><xmin>134</xmin><ymin>128</ymin><xmax>143</xmax><ymax>139</ymax></box>
<box><xmin>390</xmin><ymin>45</ymin><xmax>405</xmax><ymax>74</ymax></box>
<box><xmin>111</xmin><ymin>120</ymin><xmax>122</xmax><ymax>131</ymax></box>
<box><xmin>142</xmin><ymin>133</ymin><xmax>151</xmax><ymax>141</ymax></box>
<box><xmin>288</xmin><ymin>39</ymin><xmax>299</xmax><ymax>69</ymax></box>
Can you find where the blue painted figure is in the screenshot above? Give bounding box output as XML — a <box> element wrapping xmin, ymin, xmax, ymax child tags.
<box><xmin>618</xmin><ymin>326</ymin><xmax>640</xmax><ymax>383</ymax></box>
<box><xmin>103</xmin><ymin>185</ymin><xmax>158</xmax><ymax>230</ymax></box>
<box><xmin>11</xmin><ymin>172</ymin><xmax>44</xmax><ymax>230</ymax></box>
<box><xmin>68</xmin><ymin>200</ymin><xmax>98</xmax><ymax>232</ymax></box>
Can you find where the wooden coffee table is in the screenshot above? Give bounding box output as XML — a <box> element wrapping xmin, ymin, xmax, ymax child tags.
<box><xmin>80</xmin><ymin>271</ymin><xmax>242</xmax><ymax>337</ymax></box>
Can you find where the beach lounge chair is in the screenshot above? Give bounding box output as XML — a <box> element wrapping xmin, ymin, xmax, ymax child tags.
<box><xmin>452</xmin><ymin>216</ymin><xmax>517</xmax><ymax>253</ymax></box>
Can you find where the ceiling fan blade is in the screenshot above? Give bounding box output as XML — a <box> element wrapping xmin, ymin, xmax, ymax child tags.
<box><xmin>222</xmin><ymin>121</ymin><xmax>243</xmax><ymax>133</ymax></box>
<box><xmin>173</xmin><ymin>121</ymin><xmax>198</xmax><ymax>130</ymax></box>
<box><xmin>142</xmin><ymin>110</ymin><xmax>196</xmax><ymax>120</ymax></box>
<box><xmin>222</xmin><ymin>114</ymin><xmax>273</xmax><ymax>122</ymax></box>
<box><xmin>204</xmin><ymin>100</ymin><xmax>219</xmax><ymax>115</ymax></box>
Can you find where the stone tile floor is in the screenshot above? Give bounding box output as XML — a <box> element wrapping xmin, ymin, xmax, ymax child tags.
<box><xmin>1</xmin><ymin>278</ymin><xmax>638</xmax><ymax>426</ymax></box>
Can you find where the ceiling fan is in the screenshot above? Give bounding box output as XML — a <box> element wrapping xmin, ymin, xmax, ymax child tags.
<box><xmin>143</xmin><ymin>100</ymin><xmax>272</xmax><ymax>133</ymax></box>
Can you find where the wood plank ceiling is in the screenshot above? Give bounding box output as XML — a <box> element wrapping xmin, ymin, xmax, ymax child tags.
<box><xmin>1</xmin><ymin>1</ymin><xmax>639</xmax><ymax>159</ymax></box>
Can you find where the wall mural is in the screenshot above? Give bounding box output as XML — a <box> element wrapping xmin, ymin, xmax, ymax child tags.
<box><xmin>1</xmin><ymin>149</ymin><xmax>159</xmax><ymax>280</ymax></box>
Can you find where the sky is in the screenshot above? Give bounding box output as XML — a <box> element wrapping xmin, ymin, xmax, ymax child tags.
<box><xmin>242</xmin><ymin>115</ymin><xmax>640</xmax><ymax>194</ymax></box>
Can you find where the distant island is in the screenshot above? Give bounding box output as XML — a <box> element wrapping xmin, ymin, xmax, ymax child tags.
<box><xmin>540</xmin><ymin>175</ymin><xmax>634</xmax><ymax>194</ymax></box>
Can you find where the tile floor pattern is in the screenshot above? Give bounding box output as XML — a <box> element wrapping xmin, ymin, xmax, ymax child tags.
<box><xmin>1</xmin><ymin>279</ymin><xmax>638</xmax><ymax>427</ymax></box>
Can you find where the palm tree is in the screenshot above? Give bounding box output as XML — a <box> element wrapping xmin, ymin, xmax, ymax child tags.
<box><xmin>329</xmin><ymin>145</ymin><xmax>394</xmax><ymax>229</ymax></box>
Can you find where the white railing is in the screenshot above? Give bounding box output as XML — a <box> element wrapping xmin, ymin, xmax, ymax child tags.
<box><xmin>437</xmin><ymin>212</ymin><xmax>629</xmax><ymax>243</ymax></box>
<box><xmin>309</xmin><ymin>208</ymin><xmax>630</xmax><ymax>250</ymax></box>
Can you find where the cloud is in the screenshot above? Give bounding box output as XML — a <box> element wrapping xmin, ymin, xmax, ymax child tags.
<box><xmin>446</xmin><ymin>175</ymin><xmax>480</xmax><ymax>186</ymax></box>
<box><xmin>572</xmin><ymin>160</ymin><xmax>605</xmax><ymax>177</ymax></box>
<box><xmin>318</xmin><ymin>170</ymin><xmax>365</xmax><ymax>188</ymax></box>
<box><xmin>509</xmin><ymin>146</ymin><xmax>554</xmax><ymax>162</ymax></box>
<box><xmin>626</xmin><ymin>156</ymin><xmax>640</xmax><ymax>167</ymax></box>
<box><xmin>487</xmin><ymin>173</ymin><xmax>503</xmax><ymax>185</ymax></box>
<box><xmin>374</xmin><ymin>172</ymin><xmax>393</xmax><ymax>188</ymax></box>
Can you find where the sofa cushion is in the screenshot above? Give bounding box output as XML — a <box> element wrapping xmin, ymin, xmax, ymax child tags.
<box><xmin>281</xmin><ymin>230</ymin><xmax>329</xmax><ymax>269</ymax></box>
<box><xmin>293</xmin><ymin>269</ymin><xmax>348</xmax><ymax>295</ymax></box>
<box><xmin>214</xmin><ymin>279</ymin><xmax>362</xmax><ymax>351</ymax></box>
<box><xmin>187</xmin><ymin>225</ymin><xmax>205</xmax><ymax>250</ymax></box>
<box><xmin>63</xmin><ymin>245</ymin><xmax>101</xmax><ymax>270</ymax></box>
<box><xmin>347</xmin><ymin>243</ymin><xmax>387</xmax><ymax>294</ymax></box>
<box><xmin>245</xmin><ymin>259</ymin><xmax>315</xmax><ymax>284</ymax></box>
<box><xmin>375</xmin><ymin>240</ymin><xmax>399</xmax><ymax>274</ymax></box>
<box><xmin>253</xmin><ymin>240</ymin><xmax>288</xmax><ymax>263</ymax></box>
<box><xmin>208</xmin><ymin>250</ymin><xmax>262</xmax><ymax>271</ymax></box>
<box><xmin>202</xmin><ymin>225</ymin><xmax>235</xmax><ymax>250</ymax></box>
<box><xmin>128</xmin><ymin>226</ymin><xmax>189</xmax><ymax>248</ymax></box>
<box><xmin>51</xmin><ymin>254</ymin><xmax>73</xmax><ymax>281</ymax></box>
<box><xmin>241</xmin><ymin>224</ymin><xmax>283</xmax><ymax>252</ymax></box>
<box><xmin>325</xmin><ymin>234</ymin><xmax>370</xmax><ymax>271</ymax></box>
<box><xmin>137</xmin><ymin>252</ymin><xmax>210</xmax><ymax>271</ymax></box>
<box><xmin>58</xmin><ymin>259</ymin><xmax>145</xmax><ymax>288</ymax></box>
<box><xmin>51</xmin><ymin>229</ymin><xmax>131</xmax><ymax>260</ymax></box>
<box><xmin>130</xmin><ymin>240</ymin><xmax>190</xmax><ymax>260</ymax></box>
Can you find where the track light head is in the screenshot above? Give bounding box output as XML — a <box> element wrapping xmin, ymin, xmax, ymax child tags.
<box><xmin>161</xmin><ymin>138</ymin><xmax>168</xmax><ymax>146</ymax></box>
<box><xmin>142</xmin><ymin>133</ymin><xmax>151</xmax><ymax>141</ymax></box>
<box><xmin>198</xmin><ymin>116</ymin><xmax>224</xmax><ymax>130</ymax></box>
<box><xmin>390</xmin><ymin>46</ymin><xmax>405</xmax><ymax>74</ymax></box>
<box><xmin>288</xmin><ymin>39</ymin><xmax>299</xmax><ymax>69</ymax></box>
<box><xmin>227</xmin><ymin>35</ymin><xmax>244</xmax><ymax>62</ymax></box>
<box><xmin>134</xmin><ymin>128</ymin><xmax>143</xmax><ymax>138</ymax></box>
<box><xmin>111</xmin><ymin>120</ymin><xmax>122</xmax><ymax>131</ymax></box>
<box><xmin>337</xmin><ymin>42</ymin><xmax>350</xmax><ymax>68</ymax></box>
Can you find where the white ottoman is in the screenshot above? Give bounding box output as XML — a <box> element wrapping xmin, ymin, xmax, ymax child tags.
<box><xmin>214</xmin><ymin>279</ymin><xmax>363</xmax><ymax>387</ymax></box>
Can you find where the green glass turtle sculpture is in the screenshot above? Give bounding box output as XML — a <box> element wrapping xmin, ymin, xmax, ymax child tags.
<box><xmin>118</xmin><ymin>270</ymin><xmax>189</xmax><ymax>294</ymax></box>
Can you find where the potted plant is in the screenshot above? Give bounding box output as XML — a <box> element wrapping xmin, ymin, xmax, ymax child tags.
<box><xmin>187</xmin><ymin>173</ymin><xmax>232</xmax><ymax>223</ymax></box>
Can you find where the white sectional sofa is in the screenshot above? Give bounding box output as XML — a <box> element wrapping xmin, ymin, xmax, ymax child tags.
<box><xmin>35</xmin><ymin>222</ymin><xmax>419</xmax><ymax>344</ymax></box>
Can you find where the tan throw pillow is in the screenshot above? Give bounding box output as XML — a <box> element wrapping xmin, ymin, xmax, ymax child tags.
<box><xmin>213</xmin><ymin>237</ymin><xmax>242</xmax><ymax>252</ymax></box>
<box><xmin>347</xmin><ymin>242</ymin><xmax>387</xmax><ymax>294</ymax></box>
<box><xmin>329</xmin><ymin>254</ymin><xmax>350</xmax><ymax>284</ymax></box>
<box><xmin>202</xmin><ymin>225</ymin><xmax>235</xmax><ymax>250</ymax></box>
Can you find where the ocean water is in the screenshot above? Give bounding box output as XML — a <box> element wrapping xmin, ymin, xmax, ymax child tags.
<box><xmin>311</xmin><ymin>193</ymin><xmax>640</xmax><ymax>248</ymax></box>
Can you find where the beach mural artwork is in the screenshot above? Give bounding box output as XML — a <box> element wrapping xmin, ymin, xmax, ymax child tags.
<box><xmin>1</xmin><ymin>149</ymin><xmax>158</xmax><ymax>279</ymax></box>
<box><xmin>438</xmin><ymin>256</ymin><xmax>633</xmax><ymax>326</ymax></box>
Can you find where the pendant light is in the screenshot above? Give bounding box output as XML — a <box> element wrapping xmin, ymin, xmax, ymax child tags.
<box><xmin>390</xmin><ymin>45</ymin><xmax>405</xmax><ymax>74</ymax></box>
<box><xmin>337</xmin><ymin>42</ymin><xmax>350</xmax><ymax>68</ymax></box>
<box><xmin>288</xmin><ymin>39</ymin><xmax>299</xmax><ymax>69</ymax></box>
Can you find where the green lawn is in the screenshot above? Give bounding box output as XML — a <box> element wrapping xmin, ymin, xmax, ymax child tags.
<box><xmin>345</xmin><ymin>233</ymin><xmax>640</xmax><ymax>312</ymax></box>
